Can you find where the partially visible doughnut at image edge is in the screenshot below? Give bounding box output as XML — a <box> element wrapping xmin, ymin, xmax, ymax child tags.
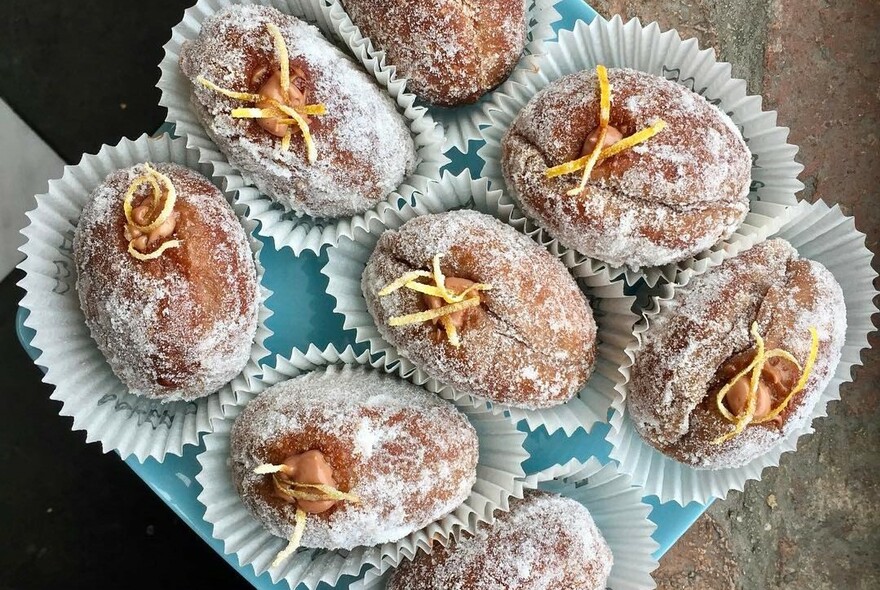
<box><xmin>387</xmin><ymin>490</ymin><xmax>613</xmax><ymax>590</ymax></box>
<box><xmin>362</xmin><ymin>209</ymin><xmax>597</xmax><ymax>410</ymax></box>
<box><xmin>502</xmin><ymin>67</ymin><xmax>752</xmax><ymax>269</ymax></box>
<box><xmin>340</xmin><ymin>0</ymin><xmax>527</xmax><ymax>106</ymax></box>
<box><xmin>628</xmin><ymin>239</ymin><xmax>847</xmax><ymax>469</ymax></box>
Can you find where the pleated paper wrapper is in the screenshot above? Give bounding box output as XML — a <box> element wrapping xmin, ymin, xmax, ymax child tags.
<box><xmin>321</xmin><ymin>169</ymin><xmax>637</xmax><ymax>436</ymax></box>
<box><xmin>17</xmin><ymin>133</ymin><xmax>272</xmax><ymax>462</ymax></box>
<box><xmin>157</xmin><ymin>0</ymin><xmax>448</xmax><ymax>255</ymax></box>
<box><xmin>321</xmin><ymin>0</ymin><xmax>563</xmax><ymax>153</ymax></box>
<box><xmin>479</xmin><ymin>15</ymin><xmax>804</xmax><ymax>287</ymax></box>
<box><xmin>351</xmin><ymin>458</ymin><xmax>659</xmax><ymax>590</ymax></box>
<box><xmin>606</xmin><ymin>199</ymin><xmax>877</xmax><ymax>504</ymax></box>
<box><xmin>196</xmin><ymin>344</ymin><xmax>532</xmax><ymax>589</ymax></box>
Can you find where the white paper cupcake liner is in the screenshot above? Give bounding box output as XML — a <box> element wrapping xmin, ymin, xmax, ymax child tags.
<box><xmin>196</xmin><ymin>344</ymin><xmax>530</xmax><ymax>589</ymax></box>
<box><xmin>16</xmin><ymin>133</ymin><xmax>272</xmax><ymax>462</ymax></box>
<box><xmin>352</xmin><ymin>457</ymin><xmax>659</xmax><ymax>590</ymax></box>
<box><xmin>157</xmin><ymin>0</ymin><xmax>448</xmax><ymax>255</ymax></box>
<box><xmin>322</xmin><ymin>0</ymin><xmax>562</xmax><ymax>153</ymax></box>
<box><xmin>606</xmin><ymin>199</ymin><xmax>878</xmax><ymax>505</ymax></box>
<box><xmin>479</xmin><ymin>15</ymin><xmax>804</xmax><ymax>287</ymax></box>
<box><xmin>321</xmin><ymin>169</ymin><xmax>637</xmax><ymax>436</ymax></box>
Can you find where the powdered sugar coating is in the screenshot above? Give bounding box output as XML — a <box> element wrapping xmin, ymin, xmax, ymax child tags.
<box><xmin>387</xmin><ymin>490</ymin><xmax>613</xmax><ymax>590</ymax></box>
<box><xmin>361</xmin><ymin>210</ymin><xmax>596</xmax><ymax>409</ymax></box>
<box><xmin>629</xmin><ymin>239</ymin><xmax>847</xmax><ymax>469</ymax></box>
<box><xmin>340</xmin><ymin>0</ymin><xmax>525</xmax><ymax>106</ymax></box>
<box><xmin>73</xmin><ymin>163</ymin><xmax>260</xmax><ymax>402</ymax></box>
<box><xmin>230</xmin><ymin>365</ymin><xmax>478</xmax><ymax>550</ymax></box>
<box><xmin>502</xmin><ymin>67</ymin><xmax>751</xmax><ymax>268</ymax></box>
<box><xmin>179</xmin><ymin>4</ymin><xmax>417</xmax><ymax>218</ymax></box>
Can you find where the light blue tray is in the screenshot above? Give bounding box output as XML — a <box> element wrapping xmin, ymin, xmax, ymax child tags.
<box><xmin>15</xmin><ymin>1</ymin><xmax>708</xmax><ymax>587</ymax></box>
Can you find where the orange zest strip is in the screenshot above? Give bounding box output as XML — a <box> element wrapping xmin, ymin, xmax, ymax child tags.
<box><xmin>265</xmin><ymin>23</ymin><xmax>290</xmax><ymax>95</ymax></box>
<box><xmin>195</xmin><ymin>25</ymin><xmax>327</xmax><ymax>161</ymax></box>
<box><xmin>388</xmin><ymin>297</ymin><xmax>481</xmax><ymax>327</ymax></box>
<box><xmin>440</xmin><ymin>315</ymin><xmax>460</xmax><ymax>347</ymax></box>
<box><xmin>712</xmin><ymin>323</ymin><xmax>819</xmax><ymax>444</ymax></box>
<box><xmin>568</xmin><ymin>65</ymin><xmax>611</xmax><ymax>197</ymax></box>
<box><xmin>545</xmin><ymin>118</ymin><xmax>668</xmax><ymax>179</ymax></box>
<box><xmin>378</xmin><ymin>270</ymin><xmax>434</xmax><ymax>296</ymax></box>
<box><xmin>754</xmin><ymin>327</ymin><xmax>819</xmax><ymax>424</ymax></box>
<box><xmin>230</xmin><ymin>107</ymin><xmax>285</xmax><ymax>119</ymax></box>
<box><xmin>196</xmin><ymin>76</ymin><xmax>263</xmax><ymax>102</ymax></box>
<box><xmin>379</xmin><ymin>254</ymin><xmax>492</xmax><ymax>346</ymax></box>
<box><xmin>266</xmin><ymin>99</ymin><xmax>317</xmax><ymax>163</ymax></box>
<box><xmin>128</xmin><ymin>239</ymin><xmax>181</xmax><ymax>261</ymax></box>
<box><xmin>598</xmin><ymin>119</ymin><xmax>667</xmax><ymax>160</ymax></box>
<box><xmin>123</xmin><ymin>165</ymin><xmax>180</xmax><ymax>261</ymax></box>
<box><xmin>271</xmin><ymin>508</ymin><xmax>306</xmax><ymax>568</ymax></box>
<box><xmin>278</xmin><ymin>482</ymin><xmax>361</xmax><ymax>504</ymax></box>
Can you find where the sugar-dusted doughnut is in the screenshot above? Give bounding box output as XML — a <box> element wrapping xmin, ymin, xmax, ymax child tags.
<box><xmin>388</xmin><ymin>490</ymin><xmax>613</xmax><ymax>590</ymax></box>
<box><xmin>629</xmin><ymin>239</ymin><xmax>847</xmax><ymax>468</ymax></box>
<box><xmin>229</xmin><ymin>366</ymin><xmax>478</xmax><ymax>551</ymax></box>
<box><xmin>362</xmin><ymin>210</ymin><xmax>596</xmax><ymax>409</ymax></box>
<box><xmin>179</xmin><ymin>5</ymin><xmax>417</xmax><ymax>218</ymax></box>
<box><xmin>73</xmin><ymin>162</ymin><xmax>259</xmax><ymax>402</ymax></box>
<box><xmin>340</xmin><ymin>0</ymin><xmax>526</xmax><ymax>106</ymax></box>
<box><xmin>502</xmin><ymin>67</ymin><xmax>751</xmax><ymax>268</ymax></box>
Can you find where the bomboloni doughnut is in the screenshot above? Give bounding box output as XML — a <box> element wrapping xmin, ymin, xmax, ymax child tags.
<box><xmin>179</xmin><ymin>5</ymin><xmax>417</xmax><ymax>218</ymax></box>
<box><xmin>388</xmin><ymin>490</ymin><xmax>613</xmax><ymax>590</ymax></box>
<box><xmin>628</xmin><ymin>239</ymin><xmax>846</xmax><ymax>469</ymax></box>
<box><xmin>73</xmin><ymin>163</ymin><xmax>259</xmax><ymax>402</ymax></box>
<box><xmin>361</xmin><ymin>210</ymin><xmax>596</xmax><ymax>409</ymax></box>
<box><xmin>502</xmin><ymin>66</ymin><xmax>752</xmax><ymax>268</ymax></box>
<box><xmin>340</xmin><ymin>0</ymin><xmax>526</xmax><ymax>106</ymax></box>
<box><xmin>229</xmin><ymin>366</ymin><xmax>478</xmax><ymax>551</ymax></box>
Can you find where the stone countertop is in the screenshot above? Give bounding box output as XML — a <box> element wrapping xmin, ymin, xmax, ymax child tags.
<box><xmin>0</xmin><ymin>1</ymin><xmax>876</xmax><ymax>589</ymax></box>
<box><xmin>591</xmin><ymin>1</ymin><xmax>879</xmax><ymax>588</ymax></box>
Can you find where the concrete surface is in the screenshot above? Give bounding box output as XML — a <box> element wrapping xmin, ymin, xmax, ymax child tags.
<box><xmin>592</xmin><ymin>1</ymin><xmax>880</xmax><ymax>588</ymax></box>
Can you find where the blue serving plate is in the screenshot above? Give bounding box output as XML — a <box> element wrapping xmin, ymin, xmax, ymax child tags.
<box><xmin>15</xmin><ymin>1</ymin><xmax>708</xmax><ymax>587</ymax></box>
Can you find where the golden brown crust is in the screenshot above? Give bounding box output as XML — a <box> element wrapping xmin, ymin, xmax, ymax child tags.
<box><xmin>341</xmin><ymin>0</ymin><xmax>526</xmax><ymax>106</ymax></box>
<box><xmin>73</xmin><ymin>163</ymin><xmax>259</xmax><ymax>402</ymax></box>
<box><xmin>628</xmin><ymin>239</ymin><xmax>847</xmax><ymax>468</ymax></box>
<box><xmin>361</xmin><ymin>210</ymin><xmax>596</xmax><ymax>409</ymax></box>
<box><xmin>502</xmin><ymin>67</ymin><xmax>751</xmax><ymax>268</ymax></box>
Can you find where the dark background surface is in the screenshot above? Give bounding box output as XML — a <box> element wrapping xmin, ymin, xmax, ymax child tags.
<box><xmin>0</xmin><ymin>1</ymin><xmax>248</xmax><ymax>589</ymax></box>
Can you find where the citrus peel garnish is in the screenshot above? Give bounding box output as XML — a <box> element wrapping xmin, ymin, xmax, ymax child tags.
<box><xmin>265</xmin><ymin>23</ymin><xmax>290</xmax><ymax>96</ymax></box>
<box><xmin>567</xmin><ymin>64</ymin><xmax>611</xmax><ymax>197</ymax></box>
<box><xmin>271</xmin><ymin>508</ymin><xmax>307</xmax><ymax>568</ymax></box>
<box><xmin>123</xmin><ymin>165</ymin><xmax>180</xmax><ymax>260</ymax></box>
<box><xmin>712</xmin><ymin>323</ymin><xmax>820</xmax><ymax>444</ymax></box>
<box><xmin>255</xmin><ymin>462</ymin><xmax>361</xmax><ymax>567</ymax></box>
<box><xmin>544</xmin><ymin>65</ymin><xmax>667</xmax><ymax>189</ymax></box>
<box><xmin>378</xmin><ymin>254</ymin><xmax>492</xmax><ymax>347</ymax></box>
<box><xmin>387</xmin><ymin>297</ymin><xmax>482</xmax><ymax>327</ymax></box>
<box><xmin>195</xmin><ymin>23</ymin><xmax>326</xmax><ymax>163</ymax></box>
<box><xmin>127</xmin><ymin>239</ymin><xmax>181</xmax><ymax>261</ymax></box>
